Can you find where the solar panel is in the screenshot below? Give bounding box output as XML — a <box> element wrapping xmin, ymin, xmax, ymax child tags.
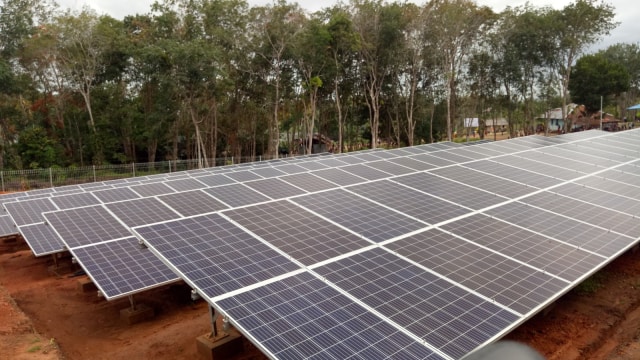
<box><xmin>292</xmin><ymin>189</ymin><xmax>427</xmax><ymax>243</ymax></box>
<box><xmin>430</xmin><ymin>166</ymin><xmax>536</xmax><ymax>199</ymax></box>
<box><xmin>18</xmin><ymin>223</ymin><xmax>65</xmax><ymax>256</ymax></box>
<box><xmin>50</xmin><ymin>192</ymin><xmax>101</xmax><ymax>210</ymax></box>
<box><xmin>105</xmin><ymin>197</ymin><xmax>181</xmax><ymax>227</ymax></box>
<box><xmin>0</xmin><ymin>215</ymin><xmax>16</xmax><ymax>236</ymax></box>
<box><xmin>278</xmin><ymin>173</ymin><xmax>339</xmax><ymax>193</ymax></box>
<box><xmin>4</xmin><ymin>198</ymin><xmax>58</xmax><ymax>226</ymax></box>
<box><xmin>495</xmin><ymin>155</ymin><xmax>580</xmax><ymax>181</ymax></box>
<box><xmin>164</xmin><ymin>178</ymin><xmax>207</xmax><ymax>192</ymax></box>
<box><xmin>464</xmin><ymin>161</ymin><xmax>559</xmax><ymax>189</ymax></box>
<box><xmin>70</xmin><ymin>237</ymin><xmax>178</xmax><ymax>300</ymax></box>
<box><xmin>91</xmin><ymin>187</ymin><xmax>140</xmax><ymax>203</ymax></box>
<box><xmin>224</xmin><ymin>170</ymin><xmax>263</xmax><ymax>182</ymax></box>
<box><xmin>243</xmin><ymin>178</ymin><xmax>307</xmax><ymax>200</ymax></box>
<box><xmin>270</xmin><ymin>163</ymin><xmax>308</xmax><ymax>175</ymax></box>
<box><xmin>133</xmin><ymin>213</ymin><xmax>301</xmax><ymax>298</ymax></box>
<box><xmin>386</xmin><ymin>229</ymin><xmax>568</xmax><ymax>314</ymax></box>
<box><xmin>215</xmin><ymin>272</ymin><xmax>444</xmax><ymax>360</ymax></box>
<box><xmin>192</xmin><ymin>173</ymin><xmax>236</xmax><ymax>187</ymax></box>
<box><xmin>339</xmin><ymin>163</ymin><xmax>392</xmax><ymax>181</ymax></box>
<box><xmin>225</xmin><ymin>200</ymin><xmax>371</xmax><ymax>266</ymax></box>
<box><xmin>314</xmin><ymin>248</ymin><xmax>520</xmax><ymax>359</ymax></box>
<box><xmin>248</xmin><ymin>167</ymin><xmax>286</xmax><ymax>178</ymax></box>
<box><xmin>349</xmin><ymin>180</ymin><xmax>469</xmax><ymax>224</ymax></box>
<box><xmin>202</xmin><ymin>184</ymin><xmax>271</xmax><ymax>208</ymax></box>
<box><xmin>43</xmin><ymin>205</ymin><xmax>131</xmax><ymax>248</ymax></box>
<box><xmin>129</xmin><ymin>182</ymin><xmax>176</xmax><ymax>197</ymax></box>
<box><xmin>311</xmin><ymin>168</ymin><xmax>366</xmax><ymax>186</ymax></box>
<box><xmin>157</xmin><ymin>190</ymin><xmax>228</xmax><ymax>217</ymax></box>
<box><xmin>364</xmin><ymin>159</ymin><xmax>416</xmax><ymax>176</ymax></box>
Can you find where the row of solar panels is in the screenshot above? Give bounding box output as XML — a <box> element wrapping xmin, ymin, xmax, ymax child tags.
<box><xmin>4</xmin><ymin>129</ymin><xmax>640</xmax><ymax>359</ymax></box>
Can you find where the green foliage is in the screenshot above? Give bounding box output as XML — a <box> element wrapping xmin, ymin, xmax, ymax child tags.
<box><xmin>15</xmin><ymin>126</ymin><xmax>62</xmax><ymax>169</ymax></box>
<box><xmin>569</xmin><ymin>53</ymin><xmax>630</xmax><ymax>112</ymax></box>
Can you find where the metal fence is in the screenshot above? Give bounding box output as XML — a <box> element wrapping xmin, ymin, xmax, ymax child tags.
<box><xmin>0</xmin><ymin>155</ymin><xmax>278</xmax><ymax>193</ymax></box>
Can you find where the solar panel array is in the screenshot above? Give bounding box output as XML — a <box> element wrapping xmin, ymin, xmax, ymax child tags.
<box><xmin>6</xmin><ymin>129</ymin><xmax>640</xmax><ymax>359</ymax></box>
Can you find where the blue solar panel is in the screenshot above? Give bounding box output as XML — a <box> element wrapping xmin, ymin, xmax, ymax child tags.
<box><xmin>19</xmin><ymin>223</ymin><xmax>66</xmax><ymax>256</ymax></box>
<box><xmin>4</xmin><ymin>198</ymin><xmax>58</xmax><ymax>226</ymax></box>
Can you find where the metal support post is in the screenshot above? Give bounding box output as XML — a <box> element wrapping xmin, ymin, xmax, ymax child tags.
<box><xmin>129</xmin><ymin>295</ymin><xmax>137</xmax><ymax>311</ymax></box>
<box><xmin>209</xmin><ymin>305</ymin><xmax>219</xmax><ymax>338</ymax></box>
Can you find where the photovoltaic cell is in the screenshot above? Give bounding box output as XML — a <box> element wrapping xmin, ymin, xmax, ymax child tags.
<box><xmin>440</xmin><ymin>214</ymin><xmax>606</xmax><ymax>282</ymax></box>
<box><xmin>19</xmin><ymin>223</ymin><xmax>65</xmax><ymax>256</ymax></box>
<box><xmin>486</xmin><ymin>202</ymin><xmax>633</xmax><ymax>257</ymax></box>
<box><xmin>203</xmin><ymin>184</ymin><xmax>271</xmax><ymax>208</ymax></box>
<box><xmin>91</xmin><ymin>187</ymin><xmax>140</xmax><ymax>203</ymax></box>
<box><xmin>4</xmin><ymin>198</ymin><xmax>58</xmax><ymax>226</ymax></box>
<box><xmin>105</xmin><ymin>197</ymin><xmax>181</xmax><ymax>227</ymax></box>
<box><xmin>164</xmin><ymin>178</ymin><xmax>207</xmax><ymax>192</ymax></box>
<box><xmin>243</xmin><ymin>178</ymin><xmax>307</xmax><ymax>200</ymax></box>
<box><xmin>43</xmin><ymin>205</ymin><xmax>131</xmax><ymax>248</ymax></box>
<box><xmin>386</xmin><ymin>229</ymin><xmax>568</xmax><ymax>314</ymax></box>
<box><xmin>279</xmin><ymin>173</ymin><xmax>339</xmax><ymax>193</ymax></box>
<box><xmin>215</xmin><ymin>272</ymin><xmax>443</xmax><ymax>360</ymax></box>
<box><xmin>129</xmin><ymin>182</ymin><xmax>176</xmax><ymax>197</ymax></box>
<box><xmin>0</xmin><ymin>215</ymin><xmax>15</xmax><ymax>236</ymax></box>
<box><xmin>225</xmin><ymin>200</ymin><xmax>371</xmax><ymax>266</ymax></box>
<box><xmin>349</xmin><ymin>180</ymin><xmax>470</xmax><ymax>224</ymax></box>
<box><xmin>311</xmin><ymin>168</ymin><xmax>366</xmax><ymax>186</ymax></box>
<box><xmin>292</xmin><ymin>189</ymin><xmax>427</xmax><ymax>243</ymax></box>
<box><xmin>314</xmin><ymin>248</ymin><xmax>519</xmax><ymax>359</ymax></box>
<box><xmin>71</xmin><ymin>237</ymin><xmax>178</xmax><ymax>300</ymax></box>
<box><xmin>395</xmin><ymin>172</ymin><xmax>508</xmax><ymax>210</ymax></box>
<box><xmin>158</xmin><ymin>190</ymin><xmax>228</xmax><ymax>217</ymax></box>
<box><xmin>50</xmin><ymin>192</ymin><xmax>101</xmax><ymax>210</ymax></box>
<box><xmin>133</xmin><ymin>213</ymin><xmax>300</xmax><ymax>298</ymax></box>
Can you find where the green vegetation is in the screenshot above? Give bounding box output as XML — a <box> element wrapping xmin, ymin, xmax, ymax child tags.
<box><xmin>0</xmin><ymin>0</ymin><xmax>631</xmax><ymax>170</ymax></box>
<box><xmin>575</xmin><ymin>272</ymin><xmax>607</xmax><ymax>295</ymax></box>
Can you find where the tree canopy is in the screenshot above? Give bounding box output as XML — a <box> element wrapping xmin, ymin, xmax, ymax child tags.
<box><xmin>0</xmin><ymin>0</ymin><xmax>632</xmax><ymax>170</ymax></box>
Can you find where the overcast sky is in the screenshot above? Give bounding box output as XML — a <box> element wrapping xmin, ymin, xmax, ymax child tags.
<box><xmin>57</xmin><ymin>0</ymin><xmax>638</xmax><ymax>51</ymax></box>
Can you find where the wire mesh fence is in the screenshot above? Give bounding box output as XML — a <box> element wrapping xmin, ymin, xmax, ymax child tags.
<box><xmin>0</xmin><ymin>155</ymin><xmax>278</xmax><ymax>193</ymax></box>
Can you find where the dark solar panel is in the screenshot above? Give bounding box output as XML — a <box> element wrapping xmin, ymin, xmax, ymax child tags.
<box><xmin>202</xmin><ymin>184</ymin><xmax>271</xmax><ymax>208</ymax></box>
<box><xmin>91</xmin><ymin>187</ymin><xmax>140</xmax><ymax>203</ymax></box>
<box><xmin>19</xmin><ymin>223</ymin><xmax>66</xmax><ymax>256</ymax></box>
<box><xmin>71</xmin><ymin>237</ymin><xmax>178</xmax><ymax>300</ymax></box>
<box><xmin>314</xmin><ymin>248</ymin><xmax>519</xmax><ymax>359</ymax></box>
<box><xmin>164</xmin><ymin>178</ymin><xmax>207</xmax><ymax>192</ymax></box>
<box><xmin>431</xmin><ymin>166</ymin><xmax>537</xmax><ymax>198</ymax></box>
<box><xmin>311</xmin><ymin>168</ymin><xmax>366</xmax><ymax>186</ymax></box>
<box><xmin>105</xmin><ymin>197</ymin><xmax>180</xmax><ymax>228</ymax></box>
<box><xmin>243</xmin><ymin>178</ymin><xmax>307</xmax><ymax>199</ymax></box>
<box><xmin>224</xmin><ymin>170</ymin><xmax>263</xmax><ymax>182</ymax></box>
<box><xmin>133</xmin><ymin>213</ymin><xmax>300</xmax><ymax>298</ymax></box>
<box><xmin>43</xmin><ymin>206</ymin><xmax>131</xmax><ymax>248</ymax></box>
<box><xmin>4</xmin><ymin>198</ymin><xmax>58</xmax><ymax>226</ymax></box>
<box><xmin>0</xmin><ymin>215</ymin><xmax>15</xmax><ymax>236</ymax></box>
<box><xmin>50</xmin><ymin>192</ymin><xmax>101</xmax><ymax>210</ymax></box>
<box><xmin>215</xmin><ymin>272</ymin><xmax>443</xmax><ymax>360</ymax></box>
<box><xmin>158</xmin><ymin>190</ymin><xmax>228</xmax><ymax>217</ymax></box>
<box><xmin>292</xmin><ymin>189</ymin><xmax>426</xmax><ymax>243</ymax></box>
<box><xmin>129</xmin><ymin>182</ymin><xmax>176</xmax><ymax>197</ymax></box>
<box><xmin>225</xmin><ymin>200</ymin><xmax>371</xmax><ymax>266</ymax></box>
<box><xmin>279</xmin><ymin>173</ymin><xmax>339</xmax><ymax>193</ymax></box>
<box><xmin>192</xmin><ymin>174</ymin><xmax>236</xmax><ymax>187</ymax></box>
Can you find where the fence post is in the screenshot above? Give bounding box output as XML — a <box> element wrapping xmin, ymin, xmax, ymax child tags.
<box><xmin>49</xmin><ymin>168</ymin><xmax>53</xmax><ymax>188</ymax></box>
<box><xmin>1</xmin><ymin>170</ymin><xmax>4</xmax><ymax>192</ymax></box>
<box><xmin>132</xmin><ymin>163</ymin><xmax>135</xmax><ymax>178</ymax></box>
<box><xmin>168</xmin><ymin>160</ymin><xmax>171</xmax><ymax>173</ymax></box>
<box><xmin>231</xmin><ymin>156</ymin><xmax>234</xmax><ymax>165</ymax></box>
<box><xmin>93</xmin><ymin>165</ymin><xmax>96</xmax><ymax>182</ymax></box>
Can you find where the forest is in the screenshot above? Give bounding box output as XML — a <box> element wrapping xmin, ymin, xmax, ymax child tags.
<box><xmin>0</xmin><ymin>0</ymin><xmax>638</xmax><ymax>170</ymax></box>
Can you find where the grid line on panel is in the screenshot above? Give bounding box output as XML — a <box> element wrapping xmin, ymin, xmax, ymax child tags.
<box><xmin>50</xmin><ymin>192</ymin><xmax>101</xmax><ymax>210</ymax></box>
<box><xmin>19</xmin><ymin>223</ymin><xmax>65</xmax><ymax>256</ymax></box>
<box><xmin>225</xmin><ymin>200</ymin><xmax>371</xmax><ymax>266</ymax></box>
<box><xmin>43</xmin><ymin>206</ymin><xmax>131</xmax><ymax>248</ymax></box>
<box><xmin>394</xmin><ymin>172</ymin><xmax>508</xmax><ymax>210</ymax></box>
<box><xmin>157</xmin><ymin>190</ymin><xmax>228</xmax><ymax>217</ymax></box>
<box><xmin>0</xmin><ymin>215</ymin><xmax>16</xmax><ymax>236</ymax></box>
<box><xmin>386</xmin><ymin>229</ymin><xmax>568</xmax><ymax>315</ymax></box>
<box><xmin>440</xmin><ymin>214</ymin><xmax>606</xmax><ymax>282</ymax></box>
<box><xmin>202</xmin><ymin>184</ymin><xmax>271</xmax><ymax>208</ymax></box>
<box><xmin>292</xmin><ymin>189</ymin><xmax>427</xmax><ymax>243</ymax></box>
<box><xmin>134</xmin><ymin>213</ymin><xmax>301</xmax><ymax>298</ymax></box>
<box><xmin>521</xmin><ymin>191</ymin><xmax>640</xmax><ymax>238</ymax></box>
<box><xmin>71</xmin><ymin>237</ymin><xmax>178</xmax><ymax>299</ymax></box>
<box><xmin>4</xmin><ymin>198</ymin><xmax>58</xmax><ymax>226</ymax></box>
<box><xmin>314</xmin><ymin>248</ymin><xmax>520</xmax><ymax>359</ymax></box>
<box><xmin>216</xmin><ymin>272</ymin><xmax>444</xmax><ymax>360</ymax></box>
<box><xmin>348</xmin><ymin>180</ymin><xmax>470</xmax><ymax>224</ymax></box>
<box><xmin>105</xmin><ymin>197</ymin><xmax>182</xmax><ymax>228</ymax></box>
<box><xmin>486</xmin><ymin>202</ymin><xmax>633</xmax><ymax>258</ymax></box>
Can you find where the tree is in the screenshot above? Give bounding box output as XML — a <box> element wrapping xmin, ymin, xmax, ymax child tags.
<box><xmin>549</xmin><ymin>0</ymin><xmax>617</xmax><ymax>132</ymax></box>
<box><xmin>569</xmin><ymin>53</ymin><xmax>630</xmax><ymax>112</ymax></box>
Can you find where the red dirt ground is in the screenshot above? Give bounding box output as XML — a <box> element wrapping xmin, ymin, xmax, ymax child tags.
<box><xmin>2</xmin><ymin>236</ymin><xmax>640</xmax><ymax>360</ymax></box>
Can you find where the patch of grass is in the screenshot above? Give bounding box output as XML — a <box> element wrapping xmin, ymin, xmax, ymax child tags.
<box><xmin>27</xmin><ymin>345</ymin><xmax>41</xmax><ymax>353</ymax></box>
<box><xmin>575</xmin><ymin>273</ymin><xmax>606</xmax><ymax>295</ymax></box>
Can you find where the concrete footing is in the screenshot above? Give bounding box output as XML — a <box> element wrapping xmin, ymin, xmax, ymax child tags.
<box><xmin>196</xmin><ymin>332</ymin><xmax>243</xmax><ymax>360</ymax></box>
<box><xmin>76</xmin><ymin>277</ymin><xmax>97</xmax><ymax>293</ymax></box>
<box><xmin>120</xmin><ymin>303</ymin><xmax>154</xmax><ymax>325</ymax></box>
